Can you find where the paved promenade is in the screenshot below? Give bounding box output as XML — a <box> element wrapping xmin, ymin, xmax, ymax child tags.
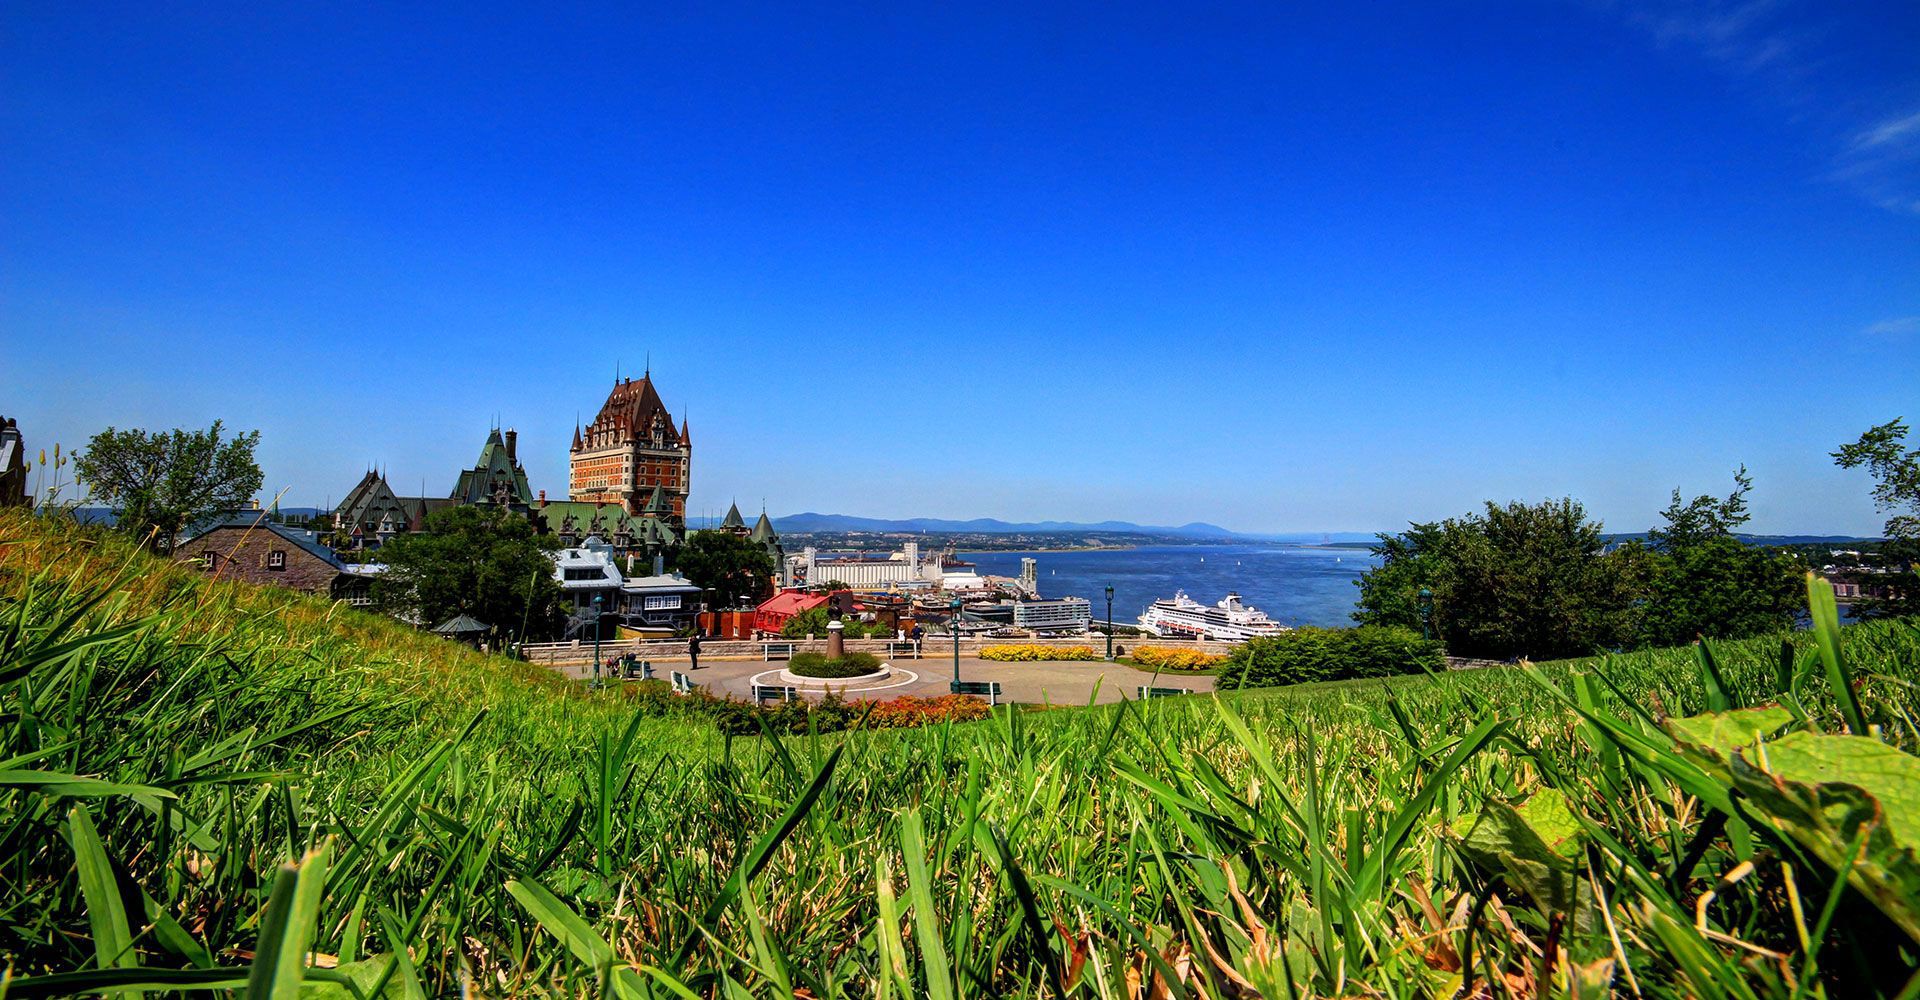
<box><xmin>547</xmin><ymin>653</ymin><xmax>1216</xmax><ymax>705</ymax></box>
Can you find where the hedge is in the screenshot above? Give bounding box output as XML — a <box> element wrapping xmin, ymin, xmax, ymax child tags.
<box><xmin>788</xmin><ymin>650</ymin><xmax>884</xmax><ymax>678</ymax></box>
<box><xmin>1214</xmin><ymin>625</ymin><xmax>1444</xmax><ymax>689</ymax></box>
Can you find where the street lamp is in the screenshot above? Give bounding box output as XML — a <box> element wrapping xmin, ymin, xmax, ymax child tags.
<box><xmin>1104</xmin><ymin>585</ymin><xmax>1115</xmax><ymax>661</ymax></box>
<box><xmin>591</xmin><ymin>592</ymin><xmax>604</xmax><ymax>689</ymax></box>
<box><xmin>950</xmin><ymin>596</ymin><xmax>963</xmax><ymax>693</ymax></box>
<box><xmin>1417</xmin><ymin>587</ymin><xmax>1434</xmax><ymax>641</ymax></box>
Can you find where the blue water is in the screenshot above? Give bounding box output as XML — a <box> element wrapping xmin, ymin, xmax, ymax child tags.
<box><xmin>962</xmin><ymin>545</ymin><xmax>1382</xmax><ymax>629</ymax></box>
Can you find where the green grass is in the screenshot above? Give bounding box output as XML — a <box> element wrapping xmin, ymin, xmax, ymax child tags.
<box><xmin>3</xmin><ymin>509</ymin><xmax>1920</xmax><ymax>997</ymax></box>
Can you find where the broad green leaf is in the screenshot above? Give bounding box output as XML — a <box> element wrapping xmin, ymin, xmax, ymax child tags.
<box><xmin>1453</xmin><ymin>789</ymin><xmax>1592</xmax><ymax>931</ymax></box>
<box><xmin>1665</xmin><ymin>706</ymin><xmax>1796</xmax><ymax>776</ymax></box>
<box><xmin>1732</xmin><ymin>732</ymin><xmax>1920</xmax><ymax>944</ymax></box>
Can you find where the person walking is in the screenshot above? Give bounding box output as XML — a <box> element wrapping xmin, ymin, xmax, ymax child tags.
<box><xmin>688</xmin><ymin>630</ymin><xmax>703</xmax><ymax>670</ymax></box>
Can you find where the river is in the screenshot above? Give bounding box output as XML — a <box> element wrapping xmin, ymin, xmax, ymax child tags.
<box><xmin>961</xmin><ymin>544</ymin><xmax>1382</xmax><ymax>629</ymax></box>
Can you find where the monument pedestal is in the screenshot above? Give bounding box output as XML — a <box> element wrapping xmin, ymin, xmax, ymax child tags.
<box><xmin>826</xmin><ymin>619</ymin><xmax>845</xmax><ymax>660</ymax></box>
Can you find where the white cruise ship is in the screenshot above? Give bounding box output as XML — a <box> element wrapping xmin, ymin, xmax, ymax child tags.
<box><xmin>1137</xmin><ymin>591</ymin><xmax>1289</xmax><ymax>641</ymax></box>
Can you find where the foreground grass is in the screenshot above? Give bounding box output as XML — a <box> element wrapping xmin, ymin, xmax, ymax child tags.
<box><xmin>3</xmin><ymin>510</ymin><xmax>1919</xmax><ymax>997</ymax></box>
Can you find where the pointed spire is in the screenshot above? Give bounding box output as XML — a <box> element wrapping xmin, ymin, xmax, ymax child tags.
<box><xmin>679</xmin><ymin>415</ymin><xmax>690</xmax><ymax>443</ymax></box>
<box><xmin>572</xmin><ymin>421</ymin><xmax>582</xmax><ymax>450</ymax></box>
<box><xmin>721</xmin><ymin>501</ymin><xmax>745</xmax><ymax>530</ymax></box>
<box><xmin>751</xmin><ymin>509</ymin><xmax>776</xmax><ymax>542</ymax></box>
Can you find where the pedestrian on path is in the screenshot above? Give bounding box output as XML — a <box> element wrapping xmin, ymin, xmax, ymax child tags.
<box><xmin>688</xmin><ymin>631</ymin><xmax>703</xmax><ymax>670</ymax></box>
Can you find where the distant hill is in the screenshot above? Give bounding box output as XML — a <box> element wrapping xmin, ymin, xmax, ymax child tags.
<box><xmin>769</xmin><ymin>512</ymin><xmax>1379</xmax><ymax>543</ymax></box>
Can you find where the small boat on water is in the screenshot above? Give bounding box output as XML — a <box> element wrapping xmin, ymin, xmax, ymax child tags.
<box><xmin>1138</xmin><ymin>591</ymin><xmax>1289</xmax><ymax>642</ymax></box>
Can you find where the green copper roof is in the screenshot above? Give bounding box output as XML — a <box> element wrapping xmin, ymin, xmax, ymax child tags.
<box><xmin>720</xmin><ymin>502</ymin><xmax>746</xmax><ymax>529</ymax></box>
<box><xmin>532</xmin><ymin>501</ymin><xmax>680</xmax><ymax>547</ymax></box>
<box><xmin>453</xmin><ymin>428</ymin><xmax>534</xmax><ymax>506</ymax></box>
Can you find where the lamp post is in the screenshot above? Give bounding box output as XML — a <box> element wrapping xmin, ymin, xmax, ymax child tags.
<box><xmin>1417</xmin><ymin>587</ymin><xmax>1433</xmax><ymax>641</ymax></box>
<box><xmin>591</xmin><ymin>592</ymin><xmax>604</xmax><ymax>689</ymax></box>
<box><xmin>1104</xmin><ymin>585</ymin><xmax>1115</xmax><ymax>661</ymax></box>
<box><xmin>950</xmin><ymin>596</ymin><xmax>963</xmax><ymax>693</ymax></box>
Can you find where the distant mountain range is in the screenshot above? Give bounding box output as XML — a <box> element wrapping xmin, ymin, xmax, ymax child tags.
<box><xmin>769</xmin><ymin>512</ymin><xmax>1379</xmax><ymax>543</ymax></box>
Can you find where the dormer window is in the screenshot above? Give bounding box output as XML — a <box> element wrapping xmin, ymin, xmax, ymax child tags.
<box><xmin>202</xmin><ymin>552</ymin><xmax>217</xmax><ymax>570</ymax></box>
<box><xmin>267</xmin><ymin>550</ymin><xmax>287</xmax><ymax>571</ymax></box>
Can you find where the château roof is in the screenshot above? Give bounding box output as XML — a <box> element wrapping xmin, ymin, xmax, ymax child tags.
<box><xmin>720</xmin><ymin>502</ymin><xmax>746</xmax><ymax>529</ymax></box>
<box><xmin>750</xmin><ymin>511</ymin><xmax>778</xmax><ymax>543</ymax></box>
<box><xmin>452</xmin><ymin>427</ymin><xmax>533</xmax><ymax>506</ymax></box>
<box><xmin>580</xmin><ymin>375</ymin><xmax>681</xmax><ymax>449</ymax></box>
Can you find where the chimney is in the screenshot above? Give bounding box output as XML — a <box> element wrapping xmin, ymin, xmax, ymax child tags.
<box><xmin>504</xmin><ymin>429</ymin><xmax>517</xmax><ymax>462</ymax></box>
<box><xmin>652</xmin><ymin>553</ymin><xmax>664</xmax><ymax>576</ymax></box>
<box><xmin>538</xmin><ymin>489</ymin><xmax>547</xmax><ymax>504</ymax></box>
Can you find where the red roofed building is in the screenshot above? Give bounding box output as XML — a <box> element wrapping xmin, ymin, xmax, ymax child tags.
<box><xmin>753</xmin><ymin>589</ymin><xmax>864</xmax><ymax>634</ymax></box>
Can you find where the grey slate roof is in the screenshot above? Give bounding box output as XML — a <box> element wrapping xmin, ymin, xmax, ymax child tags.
<box><xmin>432</xmin><ymin>614</ymin><xmax>490</xmax><ymax>635</ymax></box>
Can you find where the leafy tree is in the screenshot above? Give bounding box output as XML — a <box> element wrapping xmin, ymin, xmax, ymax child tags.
<box><xmin>1636</xmin><ymin>537</ymin><xmax>1803</xmax><ymax>648</ymax></box>
<box><xmin>1649</xmin><ymin>466</ymin><xmax>1752</xmax><ymax>552</ymax></box>
<box><xmin>1635</xmin><ymin>469</ymin><xmax>1803</xmax><ymax>646</ymax></box>
<box><xmin>73</xmin><ymin>421</ymin><xmax>263</xmax><ymax>553</ymax></box>
<box><xmin>672</xmin><ymin>530</ymin><xmax>777</xmax><ymax>604</ymax></box>
<box><xmin>1833</xmin><ymin>418</ymin><xmax>1920</xmax><ymax>616</ymax></box>
<box><xmin>1355</xmin><ymin>499</ymin><xmax>1642</xmax><ymax>660</ymax></box>
<box><xmin>373</xmin><ymin>505</ymin><xmax>564</xmax><ymax>641</ymax></box>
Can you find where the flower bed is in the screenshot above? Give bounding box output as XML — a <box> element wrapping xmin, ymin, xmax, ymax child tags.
<box><xmin>979</xmin><ymin>643</ymin><xmax>1099</xmax><ymax>662</ymax></box>
<box><xmin>1131</xmin><ymin>646</ymin><xmax>1229</xmax><ymax>671</ymax></box>
<box><xmin>787</xmin><ymin>650</ymin><xmax>884</xmax><ymax>678</ymax></box>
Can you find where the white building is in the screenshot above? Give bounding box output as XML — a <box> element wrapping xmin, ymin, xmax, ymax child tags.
<box><xmin>553</xmin><ymin>536</ymin><xmax>624</xmax><ymax>612</ymax></box>
<box><xmin>1013</xmin><ymin>596</ymin><xmax>1092</xmax><ymax>633</ymax></box>
<box><xmin>787</xmin><ymin>541</ymin><xmax>940</xmax><ymax>591</ymax></box>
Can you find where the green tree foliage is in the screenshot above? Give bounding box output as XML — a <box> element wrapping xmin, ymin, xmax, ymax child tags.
<box><xmin>72</xmin><ymin>421</ymin><xmax>263</xmax><ymax>552</ymax></box>
<box><xmin>672</xmin><ymin>530</ymin><xmax>777</xmax><ymax>604</ymax></box>
<box><xmin>1635</xmin><ymin>469</ymin><xmax>1803</xmax><ymax>647</ymax></box>
<box><xmin>372</xmin><ymin>505</ymin><xmax>563</xmax><ymax>641</ymax></box>
<box><xmin>1356</xmin><ymin>499</ymin><xmax>1642</xmax><ymax>660</ymax></box>
<box><xmin>1649</xmin><ymin>465</ymin><xmax>1752</xmax><ymax>552</ymax></box>
<box><xmin>781</xmin><ymin>606</ymin><xmax>888</xmax><ymax>638</ymax></box>
<box><xmin>1637</xmin><ymin>537</ymin><xmax>1803</xmax><ymax>648</ymax></box>
<box><xmin>1833</xmin><ymin>418</ymin><xmax>1920</xmax><ymax>617</ymax></box>
<box><xmin>1216</xmin><ymin>625</ymin><xmax>1443</xmax><ymax>689</ymax></box>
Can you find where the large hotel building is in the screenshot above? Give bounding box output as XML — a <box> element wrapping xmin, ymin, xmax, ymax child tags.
<box><xmin>569</xmin><ymin>374</ymin><xmax>691</xmax><ymax>525</ymax></box>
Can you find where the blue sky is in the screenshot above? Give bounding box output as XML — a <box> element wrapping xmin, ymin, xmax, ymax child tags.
<box><xmin>3</xmin><ymin>2</ymin><xmax>1916</xmax><ymax>535</ymax></box>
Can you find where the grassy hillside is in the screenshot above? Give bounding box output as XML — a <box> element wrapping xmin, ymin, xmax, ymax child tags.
<box><xmin>2</xmin><ymin>509</ymin><xmax>1919</xmax><ymax>997</ymax></box>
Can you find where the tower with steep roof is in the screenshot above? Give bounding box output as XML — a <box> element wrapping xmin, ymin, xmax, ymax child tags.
<box><xmin>568</xmin><ymin>374</ymin><xmax>691</xmax><ymax>524</ymax></box>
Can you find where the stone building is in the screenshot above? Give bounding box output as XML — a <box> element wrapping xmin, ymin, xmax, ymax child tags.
<box><xmin>569</xmin><ymin>373</ymin><xmax>690</xmax><ymax>524</ymax></box>
<box><xmin>178</xmin><ymin>512</ymin><xmax>351</xmax><ymax>596</ymax></box>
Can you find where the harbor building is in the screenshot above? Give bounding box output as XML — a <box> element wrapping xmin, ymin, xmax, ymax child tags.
<box><xmin>570</xmin><ymin>373</ymin><xmax>690</xmax><ymax>524</ymax></box>
<box><xmin>1013</xmin><ymin>596</ymin><xmax>1093</xmax><ymax>633</ymax></box>
<box><xmin>786</xmin><ymin>541</ymin><xmax>935</xmax><ymax>591</ymax></box>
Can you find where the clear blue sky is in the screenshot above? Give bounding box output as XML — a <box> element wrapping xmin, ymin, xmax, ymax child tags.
<box><xmin>4</xmin><ymin>2</ymin><xmax>1916</xmax><ymax>535</ymax></box>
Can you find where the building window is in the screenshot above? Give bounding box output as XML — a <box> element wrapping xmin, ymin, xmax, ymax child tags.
<box><xmin>644</xmin><ymin>595</ymin><xmax>681</xmax><ymax>610</ymax></box>
<box><xmin>268</xmin><ymin>550</ymin><xmax>287</xmax><ymax>571</ymax></box>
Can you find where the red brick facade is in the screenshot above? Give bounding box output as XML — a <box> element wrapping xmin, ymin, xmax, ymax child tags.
<box><xmin>569</xmin><ymin>375</ymin><xmax>690</xmax><ymax>523</ymax></box>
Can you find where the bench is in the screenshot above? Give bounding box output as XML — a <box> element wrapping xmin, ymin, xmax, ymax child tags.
<box><xmin>881</xmin><ymin>640</ymin><xmax>921</xmax><ymax>659</ymax></box>
<box><xmin>950</xmin><ymin>680</ymin><xmax>1003</xmax><ymax>706</ymax></box>
<box><xmin>752</xmin><ymin>684</ymin><xmax>797</xmax><ymax>703</ymax></box>
<box><xmin>762</xmin><ymin>642</ymin><xmax>797</xmax><ymax>661</ymax></box>
<box><xmin>622</xmin><ymin>658</ymin><xmax>654</xmax><ymax>680</ymax></box>
<box><xmin>670</xmin><ymin>671</ymin><xmax>694</xmax><ymax>695</ymax></box>
<box><xmin>1137</xmin><ymin>686</ymin><xmax>1192</xmax><ymax>699</ymax></box>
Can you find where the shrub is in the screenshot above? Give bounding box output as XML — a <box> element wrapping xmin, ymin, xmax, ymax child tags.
<box><xmin>788</xmin><ymin>650</ymin><xmax>884</xmax><ymax>678</ymax></box>
<box><xmin>1132</xmin><ymin>646</ymin><xmax>1228</xmax><ymax>671</ymax></box>
<box><xmin>1216</xmin><ymin>625</ymin><xmax>1445</xmax><ymax>689</ymax></box>
<box><xmin>708</xmin><ymin>691</ymin><xmax>991</xmax><ymax>735</ymax></box>
<box><xmin>979</xmin><ymin>643</ymin><xmax>1099</xmax><ymax>662</ymax></box>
